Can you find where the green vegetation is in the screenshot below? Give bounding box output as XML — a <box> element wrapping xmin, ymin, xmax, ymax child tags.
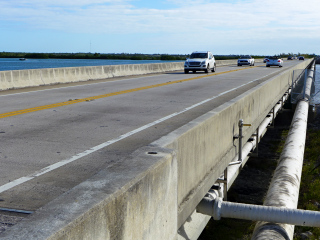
<box><xmin>0</xmin><ymin>52</ymin><xmax>188</xmax><ymax>61</ymax></box>
<box><xmin>1</xmin><ymin>51</ymin><xmax>316</xmax><ymax>61</ymax></box>
<box><xmin>200</xmin><ymin>218</ymin><xmax>255</xmax><ymax>240</ymax></box>
<box><xmin>294</xmin><ymin>128</ymin><xmax>320</xmax><ymax>239</ymax></box>
<box><xmin>0</xmin><ymin>52</ymin><xmax>264</xmax><ymax>60</ymax></box>
<box><xmin>280</xmin><ymin>52</ymin><xmax>318</xmax><ymax>59</ymax></box>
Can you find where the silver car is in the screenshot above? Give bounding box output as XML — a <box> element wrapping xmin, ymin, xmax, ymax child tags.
<box><xmin>266</xmin><ymin>56</ymin><xmax>283</xmax><ymax>67</ymax></box>
<box><xmin>237</xmin><ymin>55</ymin><xmax>255</xmax><ymax>66</ymax></box>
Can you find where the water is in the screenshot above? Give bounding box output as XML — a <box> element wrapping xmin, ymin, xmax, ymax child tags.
<box><xmin>0</xmin><ymin>58</ymin><xmax>182</xmax><ymax>71</ymax></box>
<box><xmin>313</xmin><ymin>64</ymin><xmax>320</xmax><ymax>104</ymax></box>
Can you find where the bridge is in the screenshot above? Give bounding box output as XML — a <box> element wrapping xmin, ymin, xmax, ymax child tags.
<box><xmin>0</xmin><ymin>58</ymin><xmax>317</xmax><ymax>239</ymax></box>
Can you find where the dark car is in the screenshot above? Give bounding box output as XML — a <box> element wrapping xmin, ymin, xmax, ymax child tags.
<box><xmin>299</xmin><ymin>56</ymin><xmax>305</xmax><ymax>60</ymax></box>
<box><xmin>287</xmin><ymin>56</ymin><xmax>293</xmax><ymax>60</ymax></box>
<box><xmin>263</xmin><ymin>56</ymin><xmax>271</xmax><ymax>63</ymax></box>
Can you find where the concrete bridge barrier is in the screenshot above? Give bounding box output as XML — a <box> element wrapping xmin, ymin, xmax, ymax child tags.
<box><xmin>0</xmin><ymin>62</ymin><xmax>186</xmax><ymax>91</ymax></box>
<box><xmin>1</xmin><ymin>58</ymin><xmax>309</xmax><ymax>240</ymax></box>
<box><xmin>0</xmin><ymin>59</ymin><xmax>264</xmax><ymax>91</ymax></box>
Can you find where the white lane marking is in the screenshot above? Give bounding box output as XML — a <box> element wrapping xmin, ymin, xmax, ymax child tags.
<box><xmin>0</xmin><ymin>76</ymin><xmax>263</xmax><ymax>193</ymax></box>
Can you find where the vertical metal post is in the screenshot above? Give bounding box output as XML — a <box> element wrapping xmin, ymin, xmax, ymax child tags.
<box><xmin>271</xmin><ymin>107</ymin><xmax>275</xmax><ymax>128</ymax></box>
<box><xmin>238</xmin><ymin>119</ymin><xmax>243</xmax><ymax>162</ymax></box>
<box><xmin>254</xmin><ymin>127</ymin><xmax>259</xmax><ymax>156</ymax></box>
<box><xmin>302</xmin><ymin>69</ymin><xmax>308</xmax><ymax>99</ymax></box>
<box><xmin>224</xmin><ymin>168</ymin><xmax>228</xmax><ymax>201</ymax></box>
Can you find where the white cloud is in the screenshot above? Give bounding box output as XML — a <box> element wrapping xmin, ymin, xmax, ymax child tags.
<box><xmin>1</xmin><ymin>0</ymin><xmax>319</xmax><ymax>33</ymax></box>
<box><xmin>1</xmin><ymin>0</ymin><xmax>320</xmax><ymax>53</ymax></box>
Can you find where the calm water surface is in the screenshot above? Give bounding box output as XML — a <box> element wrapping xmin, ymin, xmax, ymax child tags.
<box><xmin>0</xmin><ymin>58</ymin><xmax>182</xmax><ymax>71</ymax></box>
<box><xmin>313</xmin><ymin>64</ymin><xmax>320</xmax><ymax>104</ymax></box>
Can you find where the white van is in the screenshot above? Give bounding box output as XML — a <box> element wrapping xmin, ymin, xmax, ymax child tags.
<box><xmin>184</xmin><ymin>51</ymin><xmax>216</xmax><ymax>73</ymax></box>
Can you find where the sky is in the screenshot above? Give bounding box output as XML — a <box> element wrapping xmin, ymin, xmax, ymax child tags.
<box><xmin>1</xmin><ymin>0</ymin><xmax>320</xmax><ymax>55</ymax></box>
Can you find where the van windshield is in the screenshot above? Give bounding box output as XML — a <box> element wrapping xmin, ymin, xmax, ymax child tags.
<box><xmin>190</xmin><ymin>53</ymin><xmax>208</xmax><ymax>59</ymax></box>
<box><xmin>240</xmin><ymin>56</ymin><xmax>251</xmax><ymax>59</ymax></box>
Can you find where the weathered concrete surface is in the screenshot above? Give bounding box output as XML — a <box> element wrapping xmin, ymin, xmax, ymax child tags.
<box><xmin>0</xmin><ymin>62</ymin><xmax>184</xmax><ymax>91</ymax></box>
<box><xmin>0</xmin><ymin>59</ymin><xmax>263</xmax><ymax>91</ymax></box>
<box><xmin>0</xmin><ymin>59</ymin><xmax>312</xmax><ymax>240</ymax></box>
<box><xmin>0</xmin><ymin>147</ymin><xmax>178</xmax><ymax>240</ymax></box>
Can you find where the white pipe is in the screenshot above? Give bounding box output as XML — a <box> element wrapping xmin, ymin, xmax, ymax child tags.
<box><xmin>196</xmin><ymin>197</ymin><xmax>320</xmax><ymax>227</ymax></box>
<box><xmin>252</xmin><ymin>63</ymin><xmax>315</xmax><ymax>240</ymax></box>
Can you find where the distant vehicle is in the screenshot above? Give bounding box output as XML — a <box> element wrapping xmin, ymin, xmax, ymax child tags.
<box><xmin>184</xmin><ymin>51</ymin><xmax>216</xmax><ymax>73</ymax></box>
<box><xmin>299</xmin><ymin>56</ymin><xmax>305</xmax><ymax>60</ymax></box>
<box><xmin>287</xmin><ymin>56</ymin><xmax>293</xmax><ymax>60</ymax></box>
<box><xmin>263</xmin><ymin>56</ymin><xmax>271</xmax><ymax>63</ymax></box>
<box><xmin>266</xmin><ymin>56</ymin><xmax>283</xmax><ymax>67</ymax></box>
<box><xmin>237</xmin><ymin>55</ymin><xmax>255</xmax><ymax>66</ymax></box>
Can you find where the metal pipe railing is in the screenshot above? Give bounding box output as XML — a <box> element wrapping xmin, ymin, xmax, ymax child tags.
<box><xmin>197</xmin><ymin>62</ymin><xmax>318</xmax><ymax>239</ymax></box>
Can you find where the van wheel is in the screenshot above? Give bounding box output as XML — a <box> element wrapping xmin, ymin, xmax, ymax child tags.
<box><xmin>211</xmin><ymin>64</ymin><xmax>216</xmax><ymax>72</ymax></box>
<box><xmin>184</xmin><ymin>70</ymin><xmax>189</xmax><ymax>74</ymax></box>
<box><xmin>205</xmin><ymin>65</ymin><xmax>209</xmax><ymax>73</ymax></box>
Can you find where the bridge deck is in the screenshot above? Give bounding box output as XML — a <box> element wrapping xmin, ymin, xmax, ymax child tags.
<box><xmin>0</xmin><ymin>59</ymin><xmax>312</xmax><ymax>239</ymax></box>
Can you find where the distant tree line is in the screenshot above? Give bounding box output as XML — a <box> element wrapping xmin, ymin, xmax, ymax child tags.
<box><xmin>0</xmin><ymin>52</ymin><xmax>188</xmax><ymax>61</ymax></box>
<box><xmin>0</xmin><ymin>51</ymin><xmax>317</xmax><ymax>60</ymax></box>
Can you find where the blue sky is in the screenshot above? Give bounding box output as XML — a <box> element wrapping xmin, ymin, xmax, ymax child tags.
<box><xmin>1</xmin><ymin>0</ymin><xmax>320</xmax><ymax>55</ymax></box>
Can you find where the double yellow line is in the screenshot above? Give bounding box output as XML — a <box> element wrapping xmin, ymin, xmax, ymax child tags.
<box><xmin>0</xmin><ymin>66</ymin><xmax>257</xmax><ymax>119</ymax></box>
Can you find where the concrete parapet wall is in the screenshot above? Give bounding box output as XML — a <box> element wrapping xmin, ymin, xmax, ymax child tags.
<box><xmin>215</xmin><ymin>58</ymin><xmax>263</xmax><ymax>66</ymax></box>
<box><xmin>1</xmin><ymin>59</ymin><xmax>312</xmax><ymax>240</ymax></box>
<box><xmin>0</xmin><ymin>62</ymin><xmax>184</xmax><ymax>91</ymax></box>
<box><xmin>0</xmin><ymin>59</ymin><xmax>258</xmax><ymax>91</ymax></box>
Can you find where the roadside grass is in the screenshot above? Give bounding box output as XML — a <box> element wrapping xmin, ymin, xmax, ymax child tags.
<box><xmin>199</xmin><ymin>218</ymin><xmax>254</xmax><ymax>240</ymax></box>
<box><xmin>293</xmin><ymin>128</ymin><xmax>320</xmax><ymax>239</ymax></box>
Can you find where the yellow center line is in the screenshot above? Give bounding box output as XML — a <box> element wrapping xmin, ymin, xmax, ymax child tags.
<box><xmin>0</xmin><ymin>66</ymin><xmax>257</xmax><ymax>119</ymax></box>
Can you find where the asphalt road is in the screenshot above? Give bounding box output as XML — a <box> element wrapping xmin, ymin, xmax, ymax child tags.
<box><xmin>0</xmin><ymin>60</ymin><xmax>302</xmax><ymax>213</ymax></box>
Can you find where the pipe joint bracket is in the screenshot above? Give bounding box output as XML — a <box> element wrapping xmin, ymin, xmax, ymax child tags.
<box><xmin>213</xmin><ymin>197</ymin><xmax>223</xmax><ymax>220</ymax></box>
